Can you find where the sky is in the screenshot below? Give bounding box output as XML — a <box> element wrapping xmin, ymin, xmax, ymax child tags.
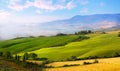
<box><xmin>0</xmin><ymin>0</ymin><xmax>120</xmax><ymax>39</ymax></box>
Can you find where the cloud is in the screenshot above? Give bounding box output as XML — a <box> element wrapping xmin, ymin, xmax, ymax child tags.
<box><xmin>7</xmin><ymin>0</ymin><xmax>76</xmax><ymax>11</ymax></box>
<box><xmin>0</xmin><ymin>13</ymin><xmax>69</xmax><ymax>39</ymax></box>
<box><xmin>80</xmin><ymin>7</ymin><xmax>88</xmax><ymax>13</ymax></box>
<box><xmin>8</xmin><ymin>0</ymin><xmax>31</xmax><ymax>11</ymax></box>
<box><xmin>0</xmin><ymin>10</ymin><xmax>10</xmax><ymax>18</ymax></box>
<box><xmin>80</xmin><ymin>0</ymin><xmax>89</xmax><ymax>5</ymax></box>
<box><xmin>67</xmin><ymin>0</ymin><xmax>76</xmax><ymax>10</ymax></box>
<box><xmin>98</xmin><ymin>21</ymin><xmax>116</xmax><ymax>29</ymax></box>
<box><xmin>35</xmin><ymin>10</ymin><xmax>42</xmax><ymax>14</ymax></box>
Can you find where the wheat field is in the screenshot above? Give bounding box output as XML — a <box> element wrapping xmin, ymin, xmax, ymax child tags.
<box><xmin>46</xmin><ymin>57</ymin><xmax>120</xmax><ymax>71</ymax></box>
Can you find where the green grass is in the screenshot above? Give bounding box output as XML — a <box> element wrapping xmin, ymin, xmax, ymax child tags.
<box><xmin>0</xmin><ymin>31</ymin><xmax>120</xmax><ymax>61</ymax></box>
<box><xmin>29</xmin><ymin>33</ymin><xmax>120</xmax><ymax>61</ymax></box>
<box><xmin>0</xmin><ymin>35</ymin><xmax>80</xmax><ymax>53</ymax></box>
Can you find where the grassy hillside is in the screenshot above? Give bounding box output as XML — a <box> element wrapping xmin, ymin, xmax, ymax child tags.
<box><xmin>29</xmin><ymin>31</ymin><xmax>120</xmax><ymax>61</ymax></box>
<box><xmin>0</xmin><ymin>30</ymin><xmax>120</xmax><ymax>61</ymax></box>
<box><xmin>46</xmin><ymin>57</ymin><xmax>120</xmax><ymax>71</ymax></box>
<box><xmin>0</xmin><ymin>35</ymin><xmax>80</xmax><ymax>53</ymax></box>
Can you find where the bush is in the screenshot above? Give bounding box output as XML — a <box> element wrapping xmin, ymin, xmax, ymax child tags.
<box><xmin>93</xmin><ymin>59</ymin><xmax>99</xmax><ymax>63</ymax></box>
<box><xmin>4</xmin><ymin>51</ymin><xmax>13</xmax><ymax>60</ymax></box>
<box><xmin>75</xmin><ymin>30</ymin><xmax>93</xmax><ymax>35</ymax></box>
<box><xmin>0</xmin><ymin>51</ymin><xmax>3</xmax><ymax>56</ymax></box>
<box><xmin>118</xmin><ymin>32</ymin><xmax>120</xmax><ymax>37</ymax></box>
<box><xmin>101</xmin><ymin>31</ymin><xmax>106</xmax><ymax>34</ymax></box>
<box><xmin>36</xmin><ymin>58</ymin><xmax>48</xmax><ymax>61</ymax></box>
<box><xmin>62</xmin><ymin>64</ymin><xmax>80</xmax><ymax>67</ymax></box>
<box><xmin>45</xmin><ymin>65</ymin><xmax>54</xmax><ymax>68</ymax></box>
<box><xmin>56</xmin><ymin>33</ymin><xmax>67</xmax><ymax>36</ymax></box>
<box><xmin>83</xmin><ymin>62</ymin><xmax>92</xmax><ymax>65</ymax></box>
<box><xmin>113</xmin><ymin>52</ymin><xmax>120</xmax><ymax>57</ymax></box>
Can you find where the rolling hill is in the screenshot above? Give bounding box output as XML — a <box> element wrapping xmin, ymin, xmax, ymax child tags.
<box><xmin>0</xmin><ymin>35</ymin><xmax>80</xmax><ymax>53</ymax></box>
<box><xmin>0</xmin><ymin>30</ymin><xmax>120</xmax><ymax>61</ymax></box>
<box><xmin>29</xmin><ymin>30</ymin><xmax>120</xmax><ymax>61</ymax></box>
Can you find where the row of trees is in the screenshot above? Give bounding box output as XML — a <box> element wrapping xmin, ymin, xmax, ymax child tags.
<box><xmin>66</xmin><ymin>52</ymin><xmax>120</xmax><ymax>61</ymax></box>
<box><xmin>0</xmin><ymin>51</ymin><xmax>38</xmax><ymax>61</ymax></box>
<box><xmin>75</xmin><ymin>30</ymin><xmax>92</xmax><ymax>35</ymax></box>
<box><xmin>0</xmin><ymin>51</ymin><xmax>45</xmax><ymax>71</ymax></box>
<box><xmin>55</xmin><ymin>30</ymin><xmax>93</xmax><ymax>36</ymax></box>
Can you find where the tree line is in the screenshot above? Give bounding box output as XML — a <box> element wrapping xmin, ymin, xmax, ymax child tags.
<box><xmin>0</xmin><ymin>51</ymin><xmax>46</xmax><ymax>71</ymax></box>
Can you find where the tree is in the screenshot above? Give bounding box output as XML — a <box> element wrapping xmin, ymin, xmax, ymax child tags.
<box><xmin>93</xmin><ymin>59</ymin><xmax>99</xmax><ymax>63</ymax></box>
<box><xmin>29</xmin><ymin>53</ymin><xmax>37</xmax><ymax>60</ymax></box>
<box><xmin>88</xmin><ymin>30</ymin><xmax>92</xmax><ymax>33</ymax></box>
<box><xmin>71</xmin><ymin>56</ymin><xmax>77</xmax><ymax>61</ymax></box>
<box><xmin>118</xmin><ymin>32</ymin><xmax>120</xmax><ymax>37</ymax></box>
<box><xmin>101</xmin><ymin>31</ymin><xmax>106</xmax><ymax>34</ymax></box>
<box><xmin>75</xmin><ymin>32</ymin><xmax>78</xmax><ymax>35</ymax></box>
<box><xmin>23</xmin><ymin>53</ymin><xmax>29</xmax><ymax>61</ymax></box>
<box><xmin>113</xmin><ymin>52</ymin><xmax>120</xmax><ymax>57</ymax></box>
<box><xmin>76</xmin><ymin>30</ymin><xmax>92</xmax><ymax>35</ymax></box>
<box><xmin>4</xmin><ymin>51</ymin><xmax>13</xmax><ymax>60</ymax></box>
<box><xmin>15</xmin><ymin>55</ymin><xmax>21</xmax><ymax>61</ymax></box>
<box><xmin>56</xmin><ymin>33</ymin><xmax>67</xmax><ymax>36</ymax></box>
<box><xmin>0</xmin><ymin>51</ymin><xmax>3</xmax><ymax>56</ymax></box>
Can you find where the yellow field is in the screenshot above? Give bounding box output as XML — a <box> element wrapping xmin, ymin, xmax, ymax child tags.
<box><xmin>46</xmin><ymin>57</ymin><xmax>120</xmax><ymax>71</ymax></box>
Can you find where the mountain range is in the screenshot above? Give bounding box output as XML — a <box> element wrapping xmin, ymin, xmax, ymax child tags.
<box><xmin>40</xmin><ymin>14</ymin><xmax>120</xmax><ymax>33</ymax></box>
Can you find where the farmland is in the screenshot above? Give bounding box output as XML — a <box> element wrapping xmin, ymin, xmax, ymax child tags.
<box><xmin>0</xmin><ymin>30</ymin><xmax>120</xmax><ymax>71</ymax></box>
<box><xmin>30</xmin><ymin>30</ymin><xmax>120</xmax><ymax>61</ymax></box>
<box><xmin>0</xmin><ymin>30</ymin><xmax>120</xmax><ymax>61</ymax></box>
<box><xmin>46</xmin><ymin>57</ymin><xmax>120</xmax><ymax>71</ymax></box>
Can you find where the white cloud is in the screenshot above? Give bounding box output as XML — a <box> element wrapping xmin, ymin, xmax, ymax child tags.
<box><xmin>0</xmin><ymin>13</ymin><xmax>69</xmax><ymax>39</ymax></box>
<box><xmin>99</xmin><ymin>21</ymin><xmax>116</xmax><ymax>29</ymax></box>
<box><xmin>7</xmin><ymin>0</ymin><xmax>76</xmax><ymax>11</ymax></box>
<box><xmin>8</xmin><ymin>0</ymin><xmax>31</xmax><ymax>11</ymax></box>
<box><xmin>80</xmin><ymin>0</ymin><xmax>89</xmax><ymax>5</ymax></box>
<box><xmin>0</xmin><ymin>10</ymin><xmax>11</xmax><ymax>18</ymax></box>
<box><xmin>67</xmin><ymin>0</ymin><xmax>76</xmax><ymax>10</ymax></box>
<box><xmin>80</xmin><ymin>7</ymin><xmax>88</xmax><ymax>13</ymax></box>
<box><xmin>35</xmin><ymin>10</ymin><xmax>42</xmax><ymax>14</ymax></box>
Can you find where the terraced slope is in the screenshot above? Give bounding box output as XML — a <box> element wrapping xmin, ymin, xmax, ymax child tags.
<box><xmin>0</xmin><ymin>35</ymin><xmax>80</xmax><ymax>53</ymax></box>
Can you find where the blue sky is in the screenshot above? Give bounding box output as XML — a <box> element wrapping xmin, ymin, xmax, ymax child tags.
<box><xmin>0</xmin><ymin>0</ymin><xmax>120</xmax><ymax>23</ymax></box>
<box><xmin>0</xmin><ymin>0</ymin><xmax>120</xmax><ymax>39</ymax></box>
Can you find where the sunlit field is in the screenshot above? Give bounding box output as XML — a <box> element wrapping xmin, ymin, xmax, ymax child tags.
<box><xmin>46</xmin><ymin>57</ymin><xmax>120</xmax><ymax>71</ymax></box>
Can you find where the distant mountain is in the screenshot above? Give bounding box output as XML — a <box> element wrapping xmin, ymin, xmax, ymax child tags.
<box><xmin>40</xmin><ymin>14</ymin><xmax>120</xmax><ymax>33</ymax></box>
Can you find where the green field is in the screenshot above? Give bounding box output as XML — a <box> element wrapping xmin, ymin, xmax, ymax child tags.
<box><xmin>30</xmin><ymin>31</ymin><xmax>120</xmax><ymax>61</ymax></box>
<box><xmin>0</xmin><ymin>35</ymin><xmax>80</xmax><ymax>53</ymax></box>
<box><xmin>0</xmin><ymin>31</ymin><xmax>120</xmax><ymax>61</ymax></box>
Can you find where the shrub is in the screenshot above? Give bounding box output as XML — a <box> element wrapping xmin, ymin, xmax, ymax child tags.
<box><xmin>0</xmin><ymin>51</ymin><xmax>3</xmax><ymax>56</ymax></box>
<box><xmin>118</xmin><ymin>32</ymin><xmax>120</xmax><ymax>37</ymax></box>
<box><xmin>93</xmin><ymin>59</ymin><xmax>99</xmax><ymax>63</ymax></box>
<box><xmin>62</xmin><ymin>64</ymin><xmax>80</xmax><ymax>67</ymax></box>
<box><xmin>4</xmin><ymin>51</ymin><xmax>13</xmax><ymax>60</ymax></box>
<box><xmin>29</xmin><ymin>53</ymin><xmax>38</xmax><ymax>60</ymax></box>
<box><xmin>56</xmin><ymin>33</ymin><xmax>67</xmax><ymax>36</ymax></box>
<box><xmin>45</xmin><ymin>65</ymin><xmax>54</xmax><ymax>68</ymax></box>
<box><xmin>83</xmin><ymin>62</ymin><xmax>92</xmax><ymax>65</ymax></box>
<box><xmin>75</xmin><ymin>30</ymin><xmax>93</xmax><ymax>35</ymax></box>
<box><xmin>101</xmin><ymin>31</ymin><xmax>106</xmax><ymax>34</ymax></box>
<box><xmin>113</xmin><ymin>52</ymin><xmax>120</xmax><ymax>57</ymax></box>
<box><xmin>23</xmin><ymin>53</ymin><xmax>29</xmax><ymax>61</ymax></box>
<box><xmin>71</xmin><ymin>56</ymin><xmax>77</xmax><ymax>61</ymax></box>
